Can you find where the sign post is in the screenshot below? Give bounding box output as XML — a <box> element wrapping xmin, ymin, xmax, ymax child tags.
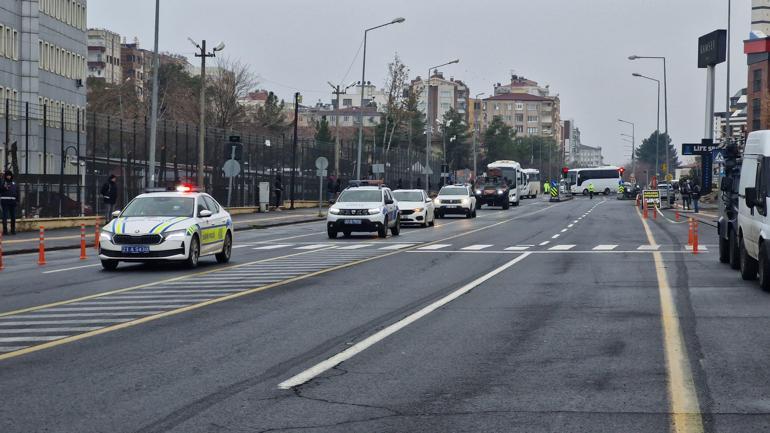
<box><xmin>223</xmin><ymin>144</ymin><xmax>242</xmax><ymax>208</ymax></box>
<box><xmin>682</xmin><ymin>139</ymin><xmax>717</xmax><ymax>193</ymax></box>
<box><xmin>315</xmin><ymin>157</ymin><xmax>329</xmax><ymax>217</ymax></box>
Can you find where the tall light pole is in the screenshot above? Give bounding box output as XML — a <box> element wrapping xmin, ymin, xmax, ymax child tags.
<box><xmin>189</xmin><ymin>38</ymin><xmax>225</xmax><ymax>189</ymax></box>
<box><xmin>633</xmin><ymin>73</ymin><xmax>661</xmax><ymax>181</ymax></box>
<box><xmin>356</xmin><ymin>17</ymin><xmax>405</xmax><ymax>180</ymax></box>
<box><xmin>473</xmin><ymin>92</ymin><xmax>484</xmax><ymax>181</ymax></box>
<box><xmin>147</xmin><ymin>0</ymin><xmax>160</xmax><ymax>188</ymax></box>
<box><xmin>629</xmin><ymin>55</ymin><xmax>669</xmax><ymax>177</ymax></box>
<box><xmin>618</xmin><ymin>118</ymin><xmax>635</xmax><ymax>178</ymax></box>
<box><xmin>424</xmin><ymin>59</ymin><xmax>459</xmax><ymax>190</ymax></box>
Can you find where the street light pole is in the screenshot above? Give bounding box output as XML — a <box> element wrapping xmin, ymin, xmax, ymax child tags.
<box><xmin>190</xmin><ymin>38</ymin><xmax>225</xmax><ymax>189</ymax></box>
<box><xmin>629</xmin><ymin>55</ymin><xmax>669</xmax><ymax>177</ymax></box>
<box><xmin>147</xmin><ymin>0</ymin><xmax>160</xmax><ymax>188</ymax></box>
<box><xmin>633</xmin><ymin>73</ymin><xmax>661</xmax><ymax>182</ymax></box>
<box><xmin>473</xmin><ymin>92</ymin><xmax>484</xmax><ymax>181</ymax></box>
<box><xmin>424</xmin><ymin>59</ymin><xmax>459</xmax><ymax>191</ymax></box>
<box><xmin>618</xmin><ymin>119</ymin><xmax>635</xmax><ymax>178</ymax></box>
<box><xmin>356</xmin><ymin>17</ymin><xmax>405</xmax><ymax>180</ymax></box>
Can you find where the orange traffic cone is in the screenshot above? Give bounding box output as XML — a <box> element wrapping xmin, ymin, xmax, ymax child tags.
<box><xmin>38</xmin><ymin>226</ymin><xmax>46</xmax><ymax>265</ymax></box>
<box><xmin>80</xmin><ymin>223</ymin><xmax>87</xmax><ymax>260</ymax></box>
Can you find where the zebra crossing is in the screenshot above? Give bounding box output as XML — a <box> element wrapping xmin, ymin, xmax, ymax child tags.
<box><xmin>0</xmin><ymin>248</ymin><xmax>385</xmax><ymax>355</ymax></box>
<box><xmin>244</xmin><ymin>242</ymin><xmax>709</xmax><ymax>253</ymax></box>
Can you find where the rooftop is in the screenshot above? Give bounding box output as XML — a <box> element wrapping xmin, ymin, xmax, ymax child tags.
<box><xmin>484</xmin><ymin>93</ymin><xmax>552</xmax><ymax>102</ymax></box>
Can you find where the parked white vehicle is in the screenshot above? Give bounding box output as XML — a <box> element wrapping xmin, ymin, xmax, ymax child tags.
<box><xmin>522</xmin><ymin>168</ymin><xmax>541</xmax><ymax>199</ymax></box>
<box><xmin>487</xmin><ymin>160</ymin><xmax>524</xmax><ymax>206</ymax></box>
<box><xmin>737</xmin><ymin>130</ymin><xmax>770</xmax><ymax>288</ymax></box>
<box><xmin>393</xmin><ymin>189</ymin><xmax>435</xmax><ymax>228</ymax></box>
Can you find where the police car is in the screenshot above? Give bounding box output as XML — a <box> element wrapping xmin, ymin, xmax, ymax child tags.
<box><xmin>327</xmin><ymin>181</ymin><xmax>400</xmax><ymax>238</ymax></box>
<box><xmin>98</xmin><ymin>186</ymin><xmax>233</xmax><ymax>270</ymax></box>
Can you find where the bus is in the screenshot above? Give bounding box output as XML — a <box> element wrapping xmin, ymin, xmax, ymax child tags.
<box><xmin>522</xmin><ymin>168</ymin><xmax>541</xmax><ymax>199</ymax></box>
<box><xmin>567</xmin><ymin>167</ymin><xmax>621</xmax><ymax>195</ymax></box>
<box><xmin>487</xmin><ymin>160</ymin><xmax>525</xmax><ymax>206</ymax></box>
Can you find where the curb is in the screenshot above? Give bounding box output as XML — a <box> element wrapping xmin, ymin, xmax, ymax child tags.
<box><xmin>2</xmin><ymin>216</ymin><xmax>325</xmax><ymax>256</ymax></box>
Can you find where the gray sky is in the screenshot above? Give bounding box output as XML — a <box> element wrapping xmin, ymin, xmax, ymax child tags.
<box><xmin>89</xmin><ymin>0</ymin><xmax>749</xmax><ymax>166</ymax></box>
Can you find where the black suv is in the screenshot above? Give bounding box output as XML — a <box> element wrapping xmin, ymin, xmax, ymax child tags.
<box><xmin>474</xmin><ymin>177</ymin><xmax>510</xmax><ymax>209</ymax></box>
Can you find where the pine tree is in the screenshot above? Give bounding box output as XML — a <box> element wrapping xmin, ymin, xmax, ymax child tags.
<box><xmin>635</xmin><ymin>130</ymin><xmax>680</xmax><ymax>173</ymax></box>
<box><xmin>483</xmin><ymin>116</ymin><xmax>516</xmax><ymax>163</ymax></box>
<box><xmin>315</xmin><ymin>115</ymin><xmax>333</xmax><ymax>144</ymax></box>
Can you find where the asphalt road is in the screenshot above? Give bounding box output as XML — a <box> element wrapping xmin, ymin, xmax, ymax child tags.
<box><xmin>1</xmin><ymin>196</ymin><xmax>768</xmax><ymax>432</ymax></box>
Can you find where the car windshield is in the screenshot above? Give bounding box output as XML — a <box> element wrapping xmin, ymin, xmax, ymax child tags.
<box><xmin>337</xmin><ymin>190</ymin><xmax>382</xmax><ymax>203</ymax></box>
<box><xmin>439</xmin><ymin>187</ymin><xmax>467</xmax><ymax>195</ymax></box>
<box><xmin>120</xmin><ymin>197</ymin><xmax>194</xmax><ymax>217</ymax></box>
<box><xmin>393</xmin><ymin>191</ymin><xmax>423</xmax><ymax>202</ymax></box>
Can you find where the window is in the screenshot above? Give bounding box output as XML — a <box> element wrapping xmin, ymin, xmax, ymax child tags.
<box><xmin>515</xmin><ymin>113</ymin><xmax>523</xmax><ymax>122</ymax></box>
<box><xmin>494</xmin><ymin>104</ymin><xmax>499</xmax><ymax>111</ymax></box>
<box><xmin>0</xmin><ymin>25</ymin><xmax>5</xmax><ymax>58</ymax></box>
<box><xmin>507</xmin><ymin>103</ymin><xmax>513</xmax><ymax>111</ymax></box>
<box><xmin>528</xmin><ymin>115</ymin><xmax>538</xmax><ymax>123</ymax></box>
<box><xmin>515</xmin><ymin>103</ymin><xmax>524</xmax><ymax>111</ymax></box>
<box><xmin>515</xmin><ymin>125</ymin><xmax>524</xmax><ymax>133</ymax></box>
<box><xmin>754</xmin><ymin>69</ymin><xmax>762</xmax><ymax>92</ymax></box>
<box><xmin>527</xmin><ymin>103</ymin><xmax>538</xmax><ymax>111</ymax></box>
<box><xmin>527</xmin><ymin>127</ymin><xmax>539</xmax><ymax>135</ymax></box>
<box><xmin>203</xmin><ymin>196</ymin><xmax>220</xmax><ymax>213</ymax></box>
<box><xmin>753</xmin><ymin>97</ymin><xmax>761</xmax><ymax>119</ymax></box>
<box><xmin>12</xmin><ymin>30</ymin><xmax>17</xmax><ymax>60</ymax></box>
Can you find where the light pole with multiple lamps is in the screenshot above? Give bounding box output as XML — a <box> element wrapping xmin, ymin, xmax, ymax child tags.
<box><xmin>355</xmin><ymin>17</ymin><xmax>405</xmax><ymax>180</ymax></box>
<box><xmin>617</xmin><ymin>118</ymin><xmax>635</xmax><ymax>178</ymax></box>
<box><xmin>424</xmin><ymin>59</ymin><xmax>459</xmax><ymax>190</ymax></box>
<box><xmin>629</xmin><ymin>55</ymin><xmax>669</xmax><ymax>178</ymax></box>
<box><xmin>632</xmin><ymin>72</ymin><xmax>661</xmax><ymax>183</ymax></box>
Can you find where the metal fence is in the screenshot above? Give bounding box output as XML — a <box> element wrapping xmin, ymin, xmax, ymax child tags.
<box><xmin>3</xmin><ymin>108</ymin><xmax>445</xmax><ymax>218</ymax></box>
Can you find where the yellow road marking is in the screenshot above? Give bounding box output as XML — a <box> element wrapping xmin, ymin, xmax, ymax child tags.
<box><xmin>0</xmin><ymin>204</ymin><xmax>554</xmax><ymax>361</ymax></box>
<box><xmin>637</xmin><ymin>206</ymin><xmax>704</xmax><ymax>433</ymax></box>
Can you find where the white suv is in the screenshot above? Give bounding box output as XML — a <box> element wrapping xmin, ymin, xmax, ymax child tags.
<box><xmin>434</xmin><ymin>184</ymin><xmax>477</xmax><ymax>219</ymax></box>
<box><xmin>327</xmin><ymin>186</ymin><xmax>400</xmax><ymax>238</ymax></box>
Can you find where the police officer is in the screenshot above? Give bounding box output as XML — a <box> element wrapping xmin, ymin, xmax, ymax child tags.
<box><xmin>543</xmin><ymin>180</ymin><xmax>551</xmax><ymax>196</ymax></box>
<box><xmin>101</xmin><ymin>174</ymin><xmax>118</xmax><ymax>222</ymax></box>
<box><xmin>1</xmin><ymin>171</ymin><xmax>18</xmax><ymax>235</ymax></box>
<box><xmin>588</xmin><ymin>182</ymin><xmax>595</xmax><ymax>199</ymax></box>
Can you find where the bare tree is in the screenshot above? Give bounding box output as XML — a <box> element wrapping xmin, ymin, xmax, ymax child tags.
<box><xmin>381</xmin><ymin>53</ymin><xmax>410</xmax><ymax>156</ymax></box>
<box><xmin>207</xmin><ymin>57</ymin><xmax>257</xmax><ymax>130</ymax></box>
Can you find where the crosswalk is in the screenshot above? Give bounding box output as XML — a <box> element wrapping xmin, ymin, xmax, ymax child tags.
<box><xmin>244</xmin><ymin>242</ymin><xmax>708</xmax><ymax>253</ymax></box>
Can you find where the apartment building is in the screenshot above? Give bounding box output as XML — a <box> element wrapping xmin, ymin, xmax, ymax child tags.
<box><xmin>0</xmin><ymin>0</ymin><xmax>88</xmax><ymax>175</ymax></box>
<box><xmin>563</xmin><ymin>119</ymin><xmax>581</xmax><ymax>164</ymax></box>
<box><xmin>482</xmin><ymin>93</ymin><xmax>560</xmax><ymax>140</ymax></box>
<box><xmin>753</xmin><ymin>0</ymin><xmax>770</xmax><ymax>36</ymax></box>
<box><xmin>411</xmin><ymin>71</ymin><xmax>469</xmax><ymax>138</ymax></box>
<box><xmin>576</xmin><ymin>144</ymin><xmax>604</xmax><ymax>167</ymax></box>
<box><xmin>87</xmin><ymin>28</ymin><xmax>121</xmax><ymax>84</ymax></box>
<box><xmin>120</xmin><ymin>39</ymin><xmax>145</xmax><ymax>100</ymax></box>
<box><xmin>714</xmin><ymin>88</ymin><xmax>747</xmax><ymax>144</ymax></box>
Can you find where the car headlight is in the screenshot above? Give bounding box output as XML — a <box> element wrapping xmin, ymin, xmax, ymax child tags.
<box><xmin>461</xmin><ymin>198</ymin><xmax>469</xmax><ymax>205</ymax></box>
<box><xmin>99</xmin><ymin>230</ymin><xmax>113</xmax><ymax>242</ymax></box>
<box><xmin>368</xmin><ymin>208</ymin><xmax>382</xmax><ymax>215</ymax></box>
<box><xmin>475</xmin><ymin>189</ymin><xmax>482</xmax><ymax>195</ymax></box>
<box><xmin>329</xmin><ymin>208</ymin><xmax>340</xmax><ymax>214</ymax></box>
<box><xmin>162</xmin><ymin>229</ymin><xmax>187</xmax><ymax>240</ymax></box>
<box><xmin>497</xmin><ymin>189</ymin><xmax>504</xmax><ymax>195</ymax></box>
<box><xmin>434</xmin><ymin>198</ymin><xmax>441</xmax><ymax>205</ymax></box>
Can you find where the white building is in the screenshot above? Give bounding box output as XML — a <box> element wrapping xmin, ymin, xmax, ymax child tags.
<box><xmin>714</xmin><ymin>88</ymin><xmax>747</xmax><ymax>145</ymax></box>
<box><xmin>753</xmin><ymin>0</ymin><xmax>770</xmax><ymax>36</ymax></box>
<box><xmin>411</xmin><ymin>71</ymin><xmax>469</xmax><ymax>136</ymax></box>
<box><xmin>332</xmin><ymin>83</ymin><xmax>388</xmax><ymax>111</ymax></box>
<box><xmin>576</xmin><ymin>144</ymin><xmax>604</xmax><ymax>168</ymax></box>
<box><xmin>87</xmin><ymin>28</ymin><xmax>121</xmax><ymax>84</ymax></box>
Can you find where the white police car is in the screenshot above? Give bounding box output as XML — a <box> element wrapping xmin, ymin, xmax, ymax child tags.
<box><xmin>327</xmin><ymin>183</ymin><xmax>400</xmax><ymax>238</ymax></box>
<box><xmin>98</xmin><ymin>186</ymin><xmax>233</xmax><ymax>270</ymax></box>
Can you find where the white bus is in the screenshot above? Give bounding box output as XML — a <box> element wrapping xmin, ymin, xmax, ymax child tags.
<box><xmin>522</xmin><ymin>168</ymin><xmax>541</xmax><ymax>198</ymax></box>
<box><xmin>567</xmin><ymin>167</ymin><xmax>621</xmax><ymax>195</ymax></box>
<box><xmin>487</xmin><ymin>160</ymin><xmax>525</xmax><ymax>206</ymax></box>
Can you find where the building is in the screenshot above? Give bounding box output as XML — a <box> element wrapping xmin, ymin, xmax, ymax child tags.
<box><xmin>575</xmin><ymin>144</ymin><xmax>604</xmax><ymax>167</ymax></box>
<box><xmin>120</xmin><ymin>39</ymin><xmax>145</xmax><ymax>100</ymax></box>
<box><xmin>482</xmin><ymin>93</ymin><xmax>560</xmax><ymax>141</ymax></box>
<box><xmin>297</xmin><ymin>106</ymin><xmax>381</xmax><ymax>129</ymax></box>
<box><xmin>0</xmin><ymin>0</ymin><xmax>88</xmax><ymax>176</ymax></box>
<box><xmin>239</xmin><ymin>90</ymin><xmax>270</xmax><ymax>110</ymax></box>
<box><xmin>493</xmin><ymin>74</ymin><xmax>551</xmax><ymax>97</ymax></box>
<box><xmin>87</xmin><ymin>28</ymin><xmax>121</xmax><ymax>84</ymax></box>
<box><xmin>562</xmin><ymin>119</ymin><xmax>582</xmax><ymax>164</ymax></box>
<box><xmin>714</xmin><ymin>88</ymin><xmax>747</xmax><ymax>145</ymax></box>
<box><xmin>753</xmin><ymin>0</ymin><xmax>770</xmax><ymax>36</ymax></box>
<box><xmin>411</xmin><ymin>71</ymin><xmax>469</xmax><ymax>138</ymax></box>
<box><xmin>332</xmin><ymin>83</ymin><xmax>388</xmax><ymax>111</ymax></box>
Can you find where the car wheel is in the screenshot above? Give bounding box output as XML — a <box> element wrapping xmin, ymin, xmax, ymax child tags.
<box><xmin>760</xmin><ymin>243</ymin><xmax>770</xmax><ymax>290</ymax></box>
<box><xmin>503</xmin><ymin>200</ymin><xmax>510</xmax><ymax>210</ymax></box>
<box><xmin>327</xmin><ymin>227</ymin><xmax>338</xmax><ymax>239</ymax></box>
<box><xmin>101</xmin><ymin>259</ymin><xmax>118</xmax><ymax>271</ymax></box>
<box><xmin>719</xmin><ymin>228</ymin><xmax>730</xmax><ymax>264</ymax></box>
<box><xmin>378</xmin><ymin>219</ymin><xmax>388</xmax><ymax>238</ymax></box>
<box><xmin>391</xmin><ymin>217</ymin><xmax>400</xmax><ymax>236</ymax></box>
<box><xmin>604</xmin><ymin>188</ymin><xmax>611</xmax><ymax>195</ymax></box>
<box><xmin>215</xmin><ymin>232</ymin><xmax>232</xmax><ymax>263</ymax></box>
<box><xmin>729</xmin><ymin>229</ymin><xmax>740</xmax><ymax>270</ymax></box>
<box><xmin>185</xmin><ymin>235</ymin><xmax>200</xmax><ymax>269</ymax></box>
<box><xmin>475</xmin><ymin>201</ymin><xmax>482</xmax><ymax>210</ymax></box>
<box><xmin>583</xmin><ymin>189</ymin><xmax>588</xmax><ymax>196</ymax></box>
<box><xmin>429</xmin><ymin>217</ymin><xmax>435</xmax><ymax>227</ymax></box>
<box><xmin>740</xmin><ymin>236</ymin><xmax>758</xmax><ymax>281</ymax></box>
<box><xmin>465</xmin><ymin>208</ymin><xmax>472</xmax><ymax>219</ymax></box>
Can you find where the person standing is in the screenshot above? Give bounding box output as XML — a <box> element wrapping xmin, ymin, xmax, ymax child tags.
<box><xmin>1</xmin><ymin>171</ymin><xmax>18</xmax><ymax>235</ymax></box>
<box><xmin>681</xmin><ymin>180</ymin><xmax>692</xmax><ymax>210</ymax></box>
<box><xmin>274</xmin><ymin>174</ymin><xmax>283</xmax><ymax>210</ymax></box>
<box><xmin>334</xmin><ymin>178</ymin><xmax>342</xmax><ymax>201</ymax></box>
<box><xmin>100</xmin><ymin>174</ymin><xmax>118</xmax><ymax>222</ymax></box>
<box><xmin>326</xmin><ymin>176</ymin><xmax>335</xmax><ymax>203</ymax></box>
<box><xmin>692</xmin><ymin>182</ymin><xmax>701</xmax><ymax>214</ymax></box>
<box><xmin>588</xmin><ymin>182</ymin><xmax>595</xmax><ymax>199</ymax></box>
<box><xmin>397</xmin><ymin>178</ymin><xmax>403</xmax><ymax>189</ymax></box>
<box><xmin>543</xmin><ymin>180</ymin><xmax>551</xmax><ymax>196</ymax></box>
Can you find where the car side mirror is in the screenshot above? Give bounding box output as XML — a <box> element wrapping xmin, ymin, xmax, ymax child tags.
<box><xmin>746</xmin><ymin>187</ymin><xmax>757</xmax><ymax>208</ymax></box>
<box><xmin>199</xmin><ymin>209</ymin><xmax>213</xmax><ymax>218</ymax></box>
<box><xmin>385</xmin><ymin>198</ymin><xmax>394</xmax><ymax>205</ymax></box>
<box><xmin>426</xmin><ymin>198</ymin><xmax>432</xmax><ymax>203</ymax></box>
<box><xmin>111</xmin><ymin>210</ymin><xmax>121</xmax><ymax>218</ymax></box>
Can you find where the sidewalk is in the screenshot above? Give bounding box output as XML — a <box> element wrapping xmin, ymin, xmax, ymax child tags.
<box><xmin>0</xmin><ymin>208</ymin><xmax>326</xmax><ymax>255</ymax></box>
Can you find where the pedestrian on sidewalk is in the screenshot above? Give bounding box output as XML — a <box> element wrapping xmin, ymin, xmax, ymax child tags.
<box><xmin>397</xmin><ymin>178</ymin><xmax>403</xmax><ymax>189</ymax></box>
<box><xmin>326</xmin><ymin>175</ymin><xmax>335</xmax><ymax>203</ymax></box>
<box><xmin>681</xmin><ymin>179</ymin><xmax>692</xmax><ymax>210</ymax></box>
<box><xmin>334</xmin><ymin>177</ymin><xmax>342</xmax><ymax>201</ymax></box>
<box><xmin>692</xmin><ymin>182</ymin><xmax>701</xmax><ymax>214</ymax></box>
<box><xmin>274</xmin><ymin>174</ymin><xmax>283</xmax><ymax>210</ymax></box>
<box><xmin>1</xmin><ymin>171</ymin><xmax>18</xmax><ymax>235</ymax></box>
<box><xmin>101</xmin><ymin>174</ymin><xmax>118</xmax><ymax>222</ymax></box>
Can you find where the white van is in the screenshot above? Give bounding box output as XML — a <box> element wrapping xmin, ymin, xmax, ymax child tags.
<box><xmin>522</xmin><ymin>168</ymin><xmax>541</xmax><ymax>198</ymax></box>
<box><xmin>487</xmin><ymin>160</ymin><xmax>524</xmax><ymax>206</ymax></box>
<box><xmin>737</xmin><ymin>130</ymin><xmax>770</xmax><ymax>288</ymax></box>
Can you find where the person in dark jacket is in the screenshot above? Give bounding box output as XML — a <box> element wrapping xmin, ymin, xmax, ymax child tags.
<box><xmin>326</xmin><ymin>176</ymin><xmax>335</xmax><ymax>203</ymax></box>
<box><xmin>1</xmin><ymin>171</ymin><xmax>18</xmax><ymax>235</ymax></box>
<box><xmin>692</xmin><ymin>182</ymin><xmax>701</xmax><ymax>214</ymax></box>
<box><xmin>274</xmin><ymin>175</ymin><xmax>283</xmax><ymax>210</ymax></box>
<box><xmin>101</xmin><ymin>174</ymin><xmax>118</xmax><ymax>222</ymax></box>
<box><xmin>334</xmin><ymin>178</ymin><xmax>342</xmax><ymax>200</ymax></box>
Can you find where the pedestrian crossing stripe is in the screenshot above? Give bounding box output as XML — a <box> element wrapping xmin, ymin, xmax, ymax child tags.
<box><xmin>593</xmin><ymin>245</ymin><xmax>618</xmax><ymax>251</ymax></box>
<box><xmin>548</xmin><ymin>244</ymin><xmax>575</xmax><ymax>251</ymax></box>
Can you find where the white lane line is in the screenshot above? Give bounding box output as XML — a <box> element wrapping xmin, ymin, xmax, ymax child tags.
<box><xmin>44</xmin><ymin>306</ymin><xmax>187</xmax><ymax>311</ymax></box>
<box><xmin>417</xmin><ymin>244</ymin><xmax>451</xmax><ymax>250</ymax></box>
<box><xmin>539</xmin><ymin>241</ymin><xmax>550</xmax><ymax>246</ymax></box>
<box><xmin>685</xmin><ymin>245</ymin><xmax>708</xmax><ymax>251</ymax></box>
<box><xmin>551</xmin><ymin>234</ymin><xmax>560</xmax><ymax>239</ymax></box>
<box><xmin>98</xmin><ymin>295</ymin><xmax>216</xmax><ymax>301</ymax></box>
<box><xmin>75</xmin><ymin>300</ymin><xmax>197</xmax><ymax>305</ymax></box>
<box><xmin>0</xmin><ymin>346</ymin><xmax>28</xmax><ymax>352</ymax></box>
<box><xmin>278</xmin><ymin>252</ymin><xmax>532</xmax><ymax>390</ymax></box>
<box><xmin>548</xmin><ymin>244</ymin><xmax>575</xmax><ymax>251</ymax></box>
<box><xmin>232</xmin><ymin>245</ymin><xmax>253</xmax><ymax>249</ymax></box>
<box><xmin>295</xmin><ymin>244</ymin><xmax>331</xmax><ymax>250</ymax></box>
<box><xmin>504</xmin><ymin>246</ymin><xmax>529</xmax><ymax>251</ymax></box>
<box><xmin>638</xmin><ymin>245</ymin><xmax>661</xmax><ymax>250</ymax></box>
<box><xmin>0</xmin><ymin>313</ymin><xmax>162</xmax><ymax>319</ymax></box>
<box><xmin>379</xmin><ymin>244</ymin><xmax>415</xmax><ymax>250</ymax></box>
<box><xmin>461</xmin><ymin>244</ymin><xmax>493</xmax><ymax>251</ymax></box>
<box><xmin>0</xmin><ymin>319</ymin><xmax>135</xmax><ymax>326</ymax></box>
<box><xmin>130</xmin><ymin>290</ymin><xmax>242</xmax><ymax>294</ymax></box>
<box><xmin>253</xmin><ymin>244</ymin><xmax>293</xmax><ymax>250</ymax></box>
<box><xmin>0</xmin><ymin>336</ymin><xmax>68</xmax><ymax>342</ymax></box>
<box><xmin>593</xmin><ymin>245</ymin><xmax>618</xmax><ymax>251</ymax></box>
<box><xmin>567</xmin><ymin>224</ymin><xmax>574</xmax><ymax>228</ymax></box>
<box><xmin>0</xmin><ymin>327</ymin><xmax>100</xmax><ymax>334</ymax></box>
<box><xmin>336</xmin><ymin>244</ymin><xmax>373</xmax><ymax>250</ymax></box>
<box><xmin>42</xmin><ymin>264</ymin><xmax>101</xmax><ymax>274</ymax></box>
<box><xmin>572</xmin><ymin>220</ymin><xmax>578</xmax><ymax>224</ymax></box>
<box><xmin>560</xmin><ymin>228</ymin><xmax>568</xmax><ymax>233</ymax></box>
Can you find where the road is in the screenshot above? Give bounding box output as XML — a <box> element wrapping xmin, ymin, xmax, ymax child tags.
<box><xmin>1</xmin><ymin>196</ymin><xmax>768</xmax><ymax>433</ymax></box>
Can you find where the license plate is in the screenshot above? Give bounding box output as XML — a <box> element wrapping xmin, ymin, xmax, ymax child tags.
<box><xmin>122</xmin><ymin>245</ymin><xmax>150</xmax><ymax>254</ymax></box>
<box><xmin>344</xmin><ymin>219</ymin><xmax>362</xmax><ymax>225</ymax></box>
<box><xmin>444</xmin><ymin>205</ymin><xmax>458</xmax><ymax>208</ymax></box>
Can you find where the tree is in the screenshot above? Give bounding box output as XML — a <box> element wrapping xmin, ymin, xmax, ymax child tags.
<box><xmin>207</xmin><ymin>58</ymin><xmax>257</xmax><ymax>130</ymax></box>
<box><xmin>483</xmin><ymin>116</ymin><xmax>516</xmax><ymax>163</ymax></box>
<box><xmin>315</xmin><ymin>115</ymin><xmax>332</xmax><ymax>143</ymax></box>
<box><xmin>440</xmin><ymin>108</ymin><xmax>469</xmax><ymax>169</ymax></box>
<box><xmin>378</xmin><ymin>53</ymin><xmax>410</xmax><ymax>155</ymax></box>
<box><xmin>513</xmin><ymin>136</ymin><xmax>558</xmax><ymax>170</ymax></box>
<box><xmin>635</xmin><ymin>131</ymin><xmax>680</xmax><ymax>174</ymax></box>
<box><xmin>255</xmin><ymin>91</ymin><xmax>287</xmax><ymax>135</ymax></box>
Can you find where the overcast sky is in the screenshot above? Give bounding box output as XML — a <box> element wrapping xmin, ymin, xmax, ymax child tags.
<box><xmin>89</xmin><ymin>0</ymin><xmax>749</xmax><ymax>166</ymax></box>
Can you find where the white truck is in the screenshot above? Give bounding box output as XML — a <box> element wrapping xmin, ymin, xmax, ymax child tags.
<box><xmin>737</xmin><ymin>130</ymin><xmax>770</xmax><ymax>288</ymax></box>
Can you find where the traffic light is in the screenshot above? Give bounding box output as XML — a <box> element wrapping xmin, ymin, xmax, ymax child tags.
<box><xmin>561</xmin><ymin>167</ymin><xmax>569</xmax><ymax>178</ymax></box>
<box><xmin>618</xmin><ymin>167</ymin><xmax>625</xmax><ymax>176</ymax></box>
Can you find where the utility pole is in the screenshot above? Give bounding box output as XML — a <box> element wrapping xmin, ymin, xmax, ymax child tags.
<box><xmin>328</xmin><ymin>81</ymin><xmax>355</xmax><ymax>177</ymax></box>
<box><xmin>189</xmin><ymin>38</ymin><xmax>224</xmax><ymax>189</ymax></box>
<box><xmin>290</xmin><ymin>92</ymin><xmax>301</xmax><ymax>209</ymax></box>
<box><xmin>147</xmin><ymin>0</ymin><xmax>160</xmax><ymax>188</ymax></box>
<box><xmin>473</xmin><ymin>92</ymin><xmax>484</xmax><ymax>180</ymax></box>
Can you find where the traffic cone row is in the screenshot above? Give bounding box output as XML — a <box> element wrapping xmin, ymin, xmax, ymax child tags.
<box><xmin>2</xmin><ymin>218</ymin><xmax>103</xmax><ymax>269</ymax></box>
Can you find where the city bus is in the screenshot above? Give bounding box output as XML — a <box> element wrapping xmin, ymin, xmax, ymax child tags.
<box><xmin>522</xmin><ymin>168</ymin><xmax>541</xmax><ymax>199</ymax></box>
<box><xmin>487</xmin><ymin>160</ymin><xmax>525</xmax><ymax>206</ymax></box>
<box><xmin>567</xmin><ymin>167</ymin><xmax>621</xmax><ymax>195</ymax></box>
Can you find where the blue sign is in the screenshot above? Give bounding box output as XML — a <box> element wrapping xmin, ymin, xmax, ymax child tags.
<box><xmin>712</xmin><ymin>149</ymin><xmax>726</xmax><ymax>165</ymax></box>
<box><xmin>683</xmin><ymin>142</ymin><xmax>718</xmax><ymax>155</ymax></box>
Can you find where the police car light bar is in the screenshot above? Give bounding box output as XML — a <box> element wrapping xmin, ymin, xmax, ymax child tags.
<box><xmin>144</xmin><ymin>184</ymin><xmax>201</xmax><ymax>193</ymax></box>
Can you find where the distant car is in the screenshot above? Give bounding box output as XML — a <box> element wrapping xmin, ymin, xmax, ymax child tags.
<box><xmin>29</xmin><ymin>191</ymin><xmax>93</xmax><ymax>217</ymax></box>
<box><xmin>474</xmin><ymin>178</ymin><xmax>510</xmax><ymax>209</ymax></box>
<box><xmin>393</xmin><ymin>189</ymin><xmax>435</xmax><ymax>228</ymax></box>
<box><xmin>434</xmin><ymin>184</ymin><xmax>477</xmax><ymax>219</ymax></box>
<box><xmin>658</xmin><ymin>183</ymin><xmax>676</xmax><ymax>205</ymax></box>
<box><xmin>327</xmin><ymin>185</ymin><xmax>400</xmax><ymax>238</ymax></box>
<box><xmin>98</xmin><ymin>187</ymin><xmax>233</xmax><ymax>270</ymax></box>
